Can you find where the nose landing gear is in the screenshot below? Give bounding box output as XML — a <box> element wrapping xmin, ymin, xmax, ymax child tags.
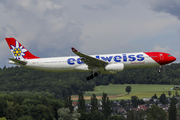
<box><xmin>158</xmin><ymin>66</ymin><xmax>161</xmax><ymax>73</ymax></box>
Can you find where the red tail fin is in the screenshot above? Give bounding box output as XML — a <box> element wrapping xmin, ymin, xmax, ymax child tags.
<box><xmin>5</xmin><ymin>38</ymin><xmax>39</xmax><ymax>60</ymax></box>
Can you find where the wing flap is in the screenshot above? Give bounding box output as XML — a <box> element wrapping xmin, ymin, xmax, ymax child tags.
<box><xmin>71</xmin><ymin>47</ymin><xmax>108</xmax><ymax>68</ymax></box>
<box><xmin>9</xmin><ymin>58</ymin><xmax>27</xmax><ymax>65</ymax></box>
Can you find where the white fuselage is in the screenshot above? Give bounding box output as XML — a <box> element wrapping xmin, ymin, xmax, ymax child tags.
<box><xmin>11</xmin><ymin>52</ymin><xmax>159</xmax><ymax>73</ymax></box>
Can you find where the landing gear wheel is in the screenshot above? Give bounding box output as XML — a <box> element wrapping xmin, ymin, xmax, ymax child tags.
<box><xmin>94</xmin><ymin>72</ymin><xmax>98</xmax><ymax>76</ymax></box>
<box><xmin>86</xmin><ymin>77</ymin><xmax>90</xmax><ymax>81</ymax></box>
<box><xmin>90</xmin><ymin>75</ymin><xmax>94</xmax><ymax>79</ymax></box>
<box><xmin>86</xmin><ymin>71</ymin><xmax>99</xmax><ymax>81</ymax></box>
<box><xmin>158</xmin><ymin>66</ymin><xmax>161</xmax><ymax>73</ymax></box>
<box><xmin>86</xmin><ymin>74</ymin><xmax>95</xmax><ymax>81</ymax></box>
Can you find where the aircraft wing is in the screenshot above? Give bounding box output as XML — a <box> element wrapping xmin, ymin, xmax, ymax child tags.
<box><xmin>9</xmin><ymin>58</ymin><xmax>27</xmax><ymax>65</ymax></box>
<box><xmin>71</xmin><ymin>47</ymin><xmax>108</xmax><ymax>68</ymax></box>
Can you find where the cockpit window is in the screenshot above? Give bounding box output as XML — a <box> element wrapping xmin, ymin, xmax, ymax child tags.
<box><xmin>168</xmin><ymin>55</ymin><xmax>172</xmax><ymax>57</ymax></box>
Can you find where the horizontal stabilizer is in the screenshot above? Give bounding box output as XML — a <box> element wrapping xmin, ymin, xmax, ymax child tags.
<box><xmin>9</xmin><ymin>58</ymin><xmax>27</xmax><ymax>65</ymax></box>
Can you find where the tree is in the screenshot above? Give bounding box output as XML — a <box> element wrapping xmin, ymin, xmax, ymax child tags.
<box><xmin>102</xmin><ymin>93</ymin><xmax>111</xmax><ymax>119</ymax></box>
<box><xmin>22</xmin><ymin>98</ymin><xmax>42</xmax><ymax>107</ymax></box>
<box><xmin>152</xmin><ymin>93</ymin><xmax>157</xmax><ymax>99</ymax></box>
<box><xmin>57</xmin><ymin>107</ymin><xmax>80</xmax><ymax>120</ymax></box>
<box><xmin>108</xmin><ymin>114</ymin><xmax>125</xmax><ymax>120</ymax></box>
<box><xmin>20</xmin><ymin>105</ymin><xmax>29</xmax><ymax>116</ymax></box>
<box><xmin>0</xmin><ymin>117</ymin><xmax>7</xmax><ymax>120</ymax></box>
<box><xmin>168</xmin><ymin>91</ymin><xmax>171</xmax><ymax>97</ymax></box>
<box><xmin>78</xmin><ymin>92</ymin><xmax>86</xmax><ymax>111</ymax></box>
<box><xmin>36</xmin><ymin>104</ymin><xmax>54</xmax><ymax>120</ymax></box>
<box><xmin>126</xmin><ymin>110</ymin><xmax>136</xmax><ymax>120</ymax></box>
<box><xmin>175</xmin><ymin>90</ymin><xmax>179</xmax><ymax>96</ymax></box>
<box><xmin>131</xmin><ymin>96</ymin><xmax>138</xmax><ymax>108</ymax></box>
<box><xmin>64</xmin><ymin>95</ymin><xmax>74</xmax><ymax>113</ymax></box>
<box><xmin>135</xmin><ymin>110</ymin><xmax>146</xmax><ymax>120</ymax></box>
<box><xmin>0</xmin><ymin>98</ymin><xmax>7</xmax><ymax>117</ymax></box>
<box><xmin>120</xmin><ymin>99</ymin><xmax>126</xmax><ymax>107</ymax></box>
<box><xmin>78</xmin><ymin>110</ymin><xmax>91</xmax><ymax>120</ymax></box>
<box><xmin>29</xmin><ymin>105</ymin><xmax>41</xmax><ymax>120</ymax></box>
<box><xmin>159</xmin><ymin>93</ymin><xmax>167</xmax><ymax>104</ymax></box>
<box><xmin>50</xmin><ymin>99</ymin><xmax>64</xmax><ymax>119</ymax></box>
<box><xmin>6</xmin><ymin>107</ymin><xmax>17</xmax><ymax>120</ymax></box>
<box><xmin>125</xmin><ymin>86</ymin><xmax>132</xmax><ymax>94</ymax></box>
<box><xmin>17</xmin><ymin>116</ymin><xmax>34</xmax><ymax>120</ymax></box>
<box><xmin>139</xmin><ymin>99</ymin><xmax>145</xmax><ymax>105</ymax></box>
<box><xmin>6</xmin><ymin>102</ymin><xmax>24</xmax><ymax>120</ymax></box>
<box><xmin>91</xmin><ymin>94</ymin><xmax>98</xmax><ymax>113</ymax></box>
<box><xmin>147</xmin><ymin>104</ymin><xmax>167</xmax><ymax>120</ymax></box>
<box><xmin>91</xmin><ymin>110</ymin><xmax>105</xmax><ymax>120</ymax></box>
<box><xmin>127</xmin><ymin>109</ymin><xmax>146</xmax><ymax>120</ymax></box>
<box><xmin>169</xmin><ymin>98</ymin><xmax>177</xmax><ymax>120</ymax></box>
<box><xmin>177</xmin><ymin>104</ymin><xmax>180</xmax><ymax>119</ymax></box>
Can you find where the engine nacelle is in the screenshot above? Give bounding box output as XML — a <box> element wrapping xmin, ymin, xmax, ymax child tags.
<box><xmin>105</xmin><ymin>63</ymin><xmax>124</xmax><ymax>71</ymax></box>
<box><xmin>75</xmin><ymin>64</ymin><xmax>89</xmax><ymax>71</ymax></box>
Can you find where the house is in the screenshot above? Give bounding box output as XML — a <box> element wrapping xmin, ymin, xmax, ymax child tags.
<box><xmin>118</xmin><ymin>108</ymin><xmax>127</xmax><ymax>114</ymax></box>
<box><xmin>161</xmin><ymin>104</ymin><xmax>169</xmax><ymax>111</ymax></box>
<box><xmin>86</xmin><ymin>103</ymin><xmax>92</xmax><ymax>112</ymax></box>
<box><xmin>143</xmin><ymin>98</ymin><xmax>151</xmax><ymax>101</ymax></box>
<box><xmin>138</xmin><ymin>105</ymin><xmax>148</xmax><ymax>110</ymax></box>
<box><xmin>125</xmin><ymin>100</ymin><xmax>131</xmax><ymax>104</ymax></box>
<box><xmin>72</xmin><ymin>102</ymin><xmax>78</xmax><ymax>110</ymax></box>
<box><xmin>174</xmin><ymin>86</ymin><xmax>180</xmax><ymax>90</ymax></box>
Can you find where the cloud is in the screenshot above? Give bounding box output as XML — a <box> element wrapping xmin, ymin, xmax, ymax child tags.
<box><xmin>0</xmin><ymin>0</ymin><xmax>83</xmax><ymax>57</ymax></box>
<box><xmin>178</xmin><ymin>28</ymin><xmax>180</xmax><ymax>35</ymax></box>
<box><xmin>0</xmin><ymin>0</ymin><xmax>84</xmax><ymax>67</ymax></box>
<box><xmin>145</xmin><ymin>0</ymin><xmax>180</xmax><ymax>20</ymax></box>
<box><xmin>82</xmin><ymin>0</ymin><xmax>130</xmax><ymax>11</ymax></box>
<box><xmin>83</xmin><ymin>4</ymin><xmax>110</xmax><ymax>11</ymax></box>
<box><xmin>80</xmin><ymin>11</ymin><xmax>177</xmax><ymax>54</ymax></box>
<box><xmin>152</xmin><ymin>45</ymin><xmax>172</xmax><ymax>52</ymax></box>
<box><xmin>108</xmin><ymin>0</ymin><xmax>130</xmax><ymax>6</ymax></box>
<box><xmin>172</xmin><ymin>51</ymin><xmax>180</xmax><ymax>62</ymax></box>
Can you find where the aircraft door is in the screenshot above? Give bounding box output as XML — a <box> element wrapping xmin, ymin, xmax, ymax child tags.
<box><xmin>159</xmin><ymin>54</ymin><xmax>164</xmax><ymax>60</ymax></box>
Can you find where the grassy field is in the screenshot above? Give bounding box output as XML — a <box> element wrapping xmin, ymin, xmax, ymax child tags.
<box><xmin>71</xmin><ymin>84</ymin><xmax>178</xmax><ymax>102</ymax></box>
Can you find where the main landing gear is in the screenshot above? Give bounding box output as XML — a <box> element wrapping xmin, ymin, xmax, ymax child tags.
<box><xmin>86</xmin><ymin>72</ymin><xmax>98</xmax><ymax>81</ymax></box>
<box><xmin>158</xmin><ymin>66</ymin><xmax>161</xmax><ymax>73</ymax></box>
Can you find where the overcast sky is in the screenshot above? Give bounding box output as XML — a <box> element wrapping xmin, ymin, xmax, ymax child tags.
<box><xmin>0</xmin><ymin>0</ymin><xmax>180</xmax><ymax>68</ymax></box>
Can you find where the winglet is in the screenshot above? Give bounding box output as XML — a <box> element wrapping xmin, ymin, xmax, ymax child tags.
<box><xmin>71</xmin><ymin>47</ymin><xmax>78</xmax><ymax>53</ymax></box>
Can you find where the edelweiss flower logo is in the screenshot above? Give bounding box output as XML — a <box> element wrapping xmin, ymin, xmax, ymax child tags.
<box><xmin>11</xmin><ymin>41</ymin><xmax>27</xmax><ymax>60</ymax></box>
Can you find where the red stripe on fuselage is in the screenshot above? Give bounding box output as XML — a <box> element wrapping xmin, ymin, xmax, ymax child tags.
<box><xmin>144</xmin><ymin>52</ymin><xmax>176</xmax><ymax>65</ymax></box>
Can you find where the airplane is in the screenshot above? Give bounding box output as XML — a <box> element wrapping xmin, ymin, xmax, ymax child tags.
<box><xmin>5</xmin><ymin>38</ymin><xmax>176</xmax><ymax>80</ymax></box>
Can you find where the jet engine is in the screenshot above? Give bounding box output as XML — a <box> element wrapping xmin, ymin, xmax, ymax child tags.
<box><xmin>105</xmin><ymin>63</ymin><xmax>124</xmax><ymax>71</ymax></box>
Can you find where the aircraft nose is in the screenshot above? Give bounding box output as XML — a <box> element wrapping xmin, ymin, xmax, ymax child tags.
<box><xmin>158</xmin><ymin>54</ymin><xmax>176</xmax><ymax>65</ymax></box>
<box><xmin>172</xmin><ymin>56</ymin><xmax>176</xmax><ymax>62</ymax></box>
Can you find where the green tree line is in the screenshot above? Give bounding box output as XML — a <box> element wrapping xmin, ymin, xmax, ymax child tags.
<box><xmin>0</xmin><ymin>63</ymin><xmax>180</xmax><ymax>98</ymax></box>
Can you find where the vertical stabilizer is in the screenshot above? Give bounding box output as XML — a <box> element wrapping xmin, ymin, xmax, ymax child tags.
<box><xmin>5</xmin><ymin>38</ymin><xmax>39</xmax><ymax>60</ymax></box>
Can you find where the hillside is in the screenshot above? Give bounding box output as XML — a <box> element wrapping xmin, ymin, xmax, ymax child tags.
<box><xmin>0</xmin><ymin>63</ymin><xmax>180</xmax><ymax>98</ymax></box>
